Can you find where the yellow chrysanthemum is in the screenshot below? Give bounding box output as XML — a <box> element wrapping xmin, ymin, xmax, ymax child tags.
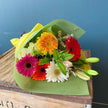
<box><xmin>36</xmin><ymin>32</ymin><xmax>58</xmax><ymax>55</ymax></box>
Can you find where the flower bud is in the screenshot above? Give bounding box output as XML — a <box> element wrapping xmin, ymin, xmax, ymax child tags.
<box><xmin>76</xmin><ymin>71</ymin><xmax>90</xmax><ymax>80</ymax></box>
<box><xmin>63</xmin><ymin>61</ymin><xmax>73</xmax><ymax>68</ymax></box>
<box><xmin>87</xmin><ymin>70</ymin><xmax>98</xmax><ymax>75</ymax></box>
<box><xmin>85</xmin><ymin>57</ymin><xmax>99</xmax><ymax>63</ymax></box>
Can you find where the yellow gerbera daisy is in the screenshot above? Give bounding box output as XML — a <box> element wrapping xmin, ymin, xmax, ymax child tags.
<box><xmin>36</xmin><ymin>32</ymin><xmax>58</xmax><ymax>55</ymax></box>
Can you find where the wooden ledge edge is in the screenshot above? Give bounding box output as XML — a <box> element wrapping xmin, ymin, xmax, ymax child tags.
<box><xmin>0</xmin><ymin>47</ymin><xmax>15</xmax><ymax>59</ymax></box>
<box><xmin>0</xmin><ymin>81</ymin><xmax>92</xmax><ymax>105</ymax></box>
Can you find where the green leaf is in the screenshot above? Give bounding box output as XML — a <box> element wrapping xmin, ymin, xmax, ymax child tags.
<box><xmin>60</xmin><ymin>50</ymin><xmax>68</xmax><ymax>55</ymax></box>
<box><xmin>82</xmin><ymin>71</ymin><xmax>92</xmax><ymax>78</ymax></box>
<box><xmin>80</xmin><ymin>59</ymin><xmax>88</xmax><ymax>64</ymax></box>
<box><xmin>64</xmin><ymin>54</ymin><xmax>74</xmax><ymax>61</ymax></box>
<box><xmin>39</xmin><ymin>57</ymin><xmax>50</xmax><ymax>65</ymax></box>
<box><xmin>16</xmin><ymin>58</ymin><xmax>19</xmax><ymax>62</ymax></box>
<box><xmin>58</xmin><ymin>57</ymin><xmax>64</xmax><ymax>61</ymax></box>
<box><xmin>87</xmin><ymin>70</ymin><xmax>98</xmax><ymax>75</ymax></box>
<box><xmin>30</xmin><ymin>30</ymin><xmax>43</xmax><ymax>43</ymax></box>
<box><xmin>53</xmin><ymin>49</ymin><xmax>59</xmax><ymax>61</ymax></box>
<box><xmin>24</xmin><ymin>43</ymin><xmax>29</xmax><ymax>48</ymax></box>
<box><xmin>73</xmin><ymin>64</ymin><xmax>84</xmax><ymax>67</ymax></box>
<box><xmin>33</xmin><ymin>49</ymin><xmax>37</xmax><ymax>55</ymax></box>
<box><xmin>57</xmin><ymin>62</ymin><xmax>67</xmax><ymax>75</ymax></box>
<box><xmin>85</xmin><ymin>57</ymin><xmax>99</xmax><ymax>63</ymax></box>
<box><xmin>61</xmin><ymin>53</ymin><xmax>74</xmax><ymax>61</ymax></box>
<box><xmin>46</xmin><ymin>51</ymin><xmax>50</xmax><ymax>58</ymax></box>
<box><xmin>73</xmin><ymin>59</ymin><xmax>87</xmax><ymax>67</ymax></box>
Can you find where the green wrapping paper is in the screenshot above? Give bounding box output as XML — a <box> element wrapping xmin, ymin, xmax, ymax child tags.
<box><xmin>13</xmin><ymin>19</ymin><xmax>90</xmax><ymax>95</ymax></box>
<box><xmin>14</xmin><ymin>66</ymin><xmax>89</xmax><ymax>95</ymax></box>
<box><xmin>14</xmin><ymin>50</ymin><xmax>90</xmax><ymax>95</ymax></box>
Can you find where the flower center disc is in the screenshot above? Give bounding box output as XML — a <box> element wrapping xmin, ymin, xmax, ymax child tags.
<box><xmin>54</xmin><ymin>69</ymin><xmax>60</xmax><ymax>76</ymax></box>
<box><xmin>70</xmin><ymin>48</ymin><xmax>72</xmax><ymax>52</ymax></box>
<box><xmin>26</xmin><ymin>63</ymin><xmax>31</xmax><ymax>68</ymax></box>
<box><xmin>46</xmin><ymin>42</ymin><xmax>50</xmax><ymax>46</ymax></box>
<box><xmin>40</xmin><ymin>67</ymin><xmax>45</xmax><ymax>72</ymax></box>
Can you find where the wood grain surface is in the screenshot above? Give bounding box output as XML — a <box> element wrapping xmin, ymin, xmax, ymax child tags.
<box><xmin>0</xmin><ymin>47</ymin><xmax>93</xmax><ymax>108</ymax></box>
<box><xmin>0</xmin><ymin>89</ymin><xmax>86</xmax><ymax>108</ymax></box>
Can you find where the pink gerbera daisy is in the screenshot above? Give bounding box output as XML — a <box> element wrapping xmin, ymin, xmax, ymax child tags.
<box><xmin>16</xmin><ymin>54</ymin><xmax>38</xmax><ymax>77</ymax></box>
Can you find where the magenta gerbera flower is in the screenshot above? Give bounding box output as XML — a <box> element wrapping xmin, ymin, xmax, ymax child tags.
<box><xmin>16</xmin><ymin>54</ymin><xmax>38</xmax><ymax>77</ymax></box>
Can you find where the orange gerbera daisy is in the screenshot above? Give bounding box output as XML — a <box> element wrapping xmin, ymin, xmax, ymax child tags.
<box><xmin>31</xmin><ymin>61</ymin><xmax>50</xmax><ymax>80</ymax></box>
<box><xmin>36</xmin><ymin>32</ymin><xmax>58</xmax><ymax>55</ymax></box>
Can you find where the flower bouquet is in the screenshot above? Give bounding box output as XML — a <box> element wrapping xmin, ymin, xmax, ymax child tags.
<box><xmin>11</xmin><ymin>19</ymin><xmax>99</xmax><ymax>95</ymax></box>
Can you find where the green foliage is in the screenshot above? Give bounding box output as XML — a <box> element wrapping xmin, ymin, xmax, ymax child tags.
<box><xmin>57</xmin><ymin>62</ymin><xmax>67</xmax><ymax>75</ymax></box>
<box><xmin>51</xmin><ymin>25</ymin><xmax>66</xmax><ymax>37</ymax></box>
<box><xmin>53</xmin><ymin>49</ymin><xmax>74</xmax><ymax>62</ymax></box>
<box><xmin>58</xmin><ymin>40</ymin><xmax>66</xmax><ymax>50</ymax></box>
<box><xmin>16</xmin><ymin>58</ymin><xmax>19</xmax><ymax>62</ymax></box>
<box><xmin>60</xmin><ymin>50</ymin><xmax>68</xmax><ymax>55</ymax></box>
<box><xmin>33</xmin><ymin>49</ymin><xmax>37</xmax><ymax>55</ymax></box>
<box><xmin>24</xmin><ymin>42</ymin><xmax>29</xmax><ymax>48</ymax></box>
<box><xmin>61</xmin><ymin>53</ymin><xmax>74</xmax><ymax>61</ymax></box>
<box><xmin>53</xmin><ymin>49</ymin><xmax>59</xmax><ymax>60</ymax></box>
<box><xmin>53</xmin><ymin>49</ymin><xmax>74</xmax><ymax>75</ymax></box>
<box><xmin>30</xmin><ymin>30</ymin><xmax>43</xmax><ymax>43</ymax></box>
<box><xmin>82</xmin><ymin>71</ymin><xmax>92</xmax><ymax>78</ymax></box>
<box><xmin>39</xmin><ymin>52</ymin><xmax>51</xmax><ymax>65</ymax></box>
<box><xmin>35</xmin><ymin>55</ymin><xmax>43</xmax><ymax>59</ymax></box>
<box><xmin>73</xmin><ymin>59</ymin><xmax>87</xmax><ymax>67</ymax></box>
<box><xmin>39</xmin><ymin>57</ymin><xmax>51</xmax><ymax>65</ymax></box>
<box><xmin>60</xmin><ymin>51</ymin><xmax>74</xmax><ymax>61</ymax></box>
<box><xmin>46</xmin><ymin>51</ymin><xmax>50</xmax><ymax>58</ymax></box>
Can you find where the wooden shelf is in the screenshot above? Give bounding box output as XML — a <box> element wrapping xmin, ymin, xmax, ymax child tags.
<box><xmin>0</xmin><ymin>47</ymin><xmax>93</xmax><ymax>108</ymax></box>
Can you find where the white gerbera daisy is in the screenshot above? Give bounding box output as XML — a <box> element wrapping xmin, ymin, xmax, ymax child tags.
<box><xmin>46</xmin><ymin>61</ymin><xmax>69</xmax><ymax>82</ymax></box>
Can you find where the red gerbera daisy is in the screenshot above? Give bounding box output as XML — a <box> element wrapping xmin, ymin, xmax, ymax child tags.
<box><xmin>66</xmin><ymin>37</ymin><xmax>81</xmax><ymax>61</ymax></box>
<box><xmin>31</xmin><ymin>61</ymin><xmax>50</xmax><ymax>80</ymax></box>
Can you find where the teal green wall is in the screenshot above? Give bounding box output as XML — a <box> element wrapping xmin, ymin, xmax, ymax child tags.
<box><xmin>0</xmin><ymin>0</ymin><xmax>108</xmax><ymax>106</ymax></box>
